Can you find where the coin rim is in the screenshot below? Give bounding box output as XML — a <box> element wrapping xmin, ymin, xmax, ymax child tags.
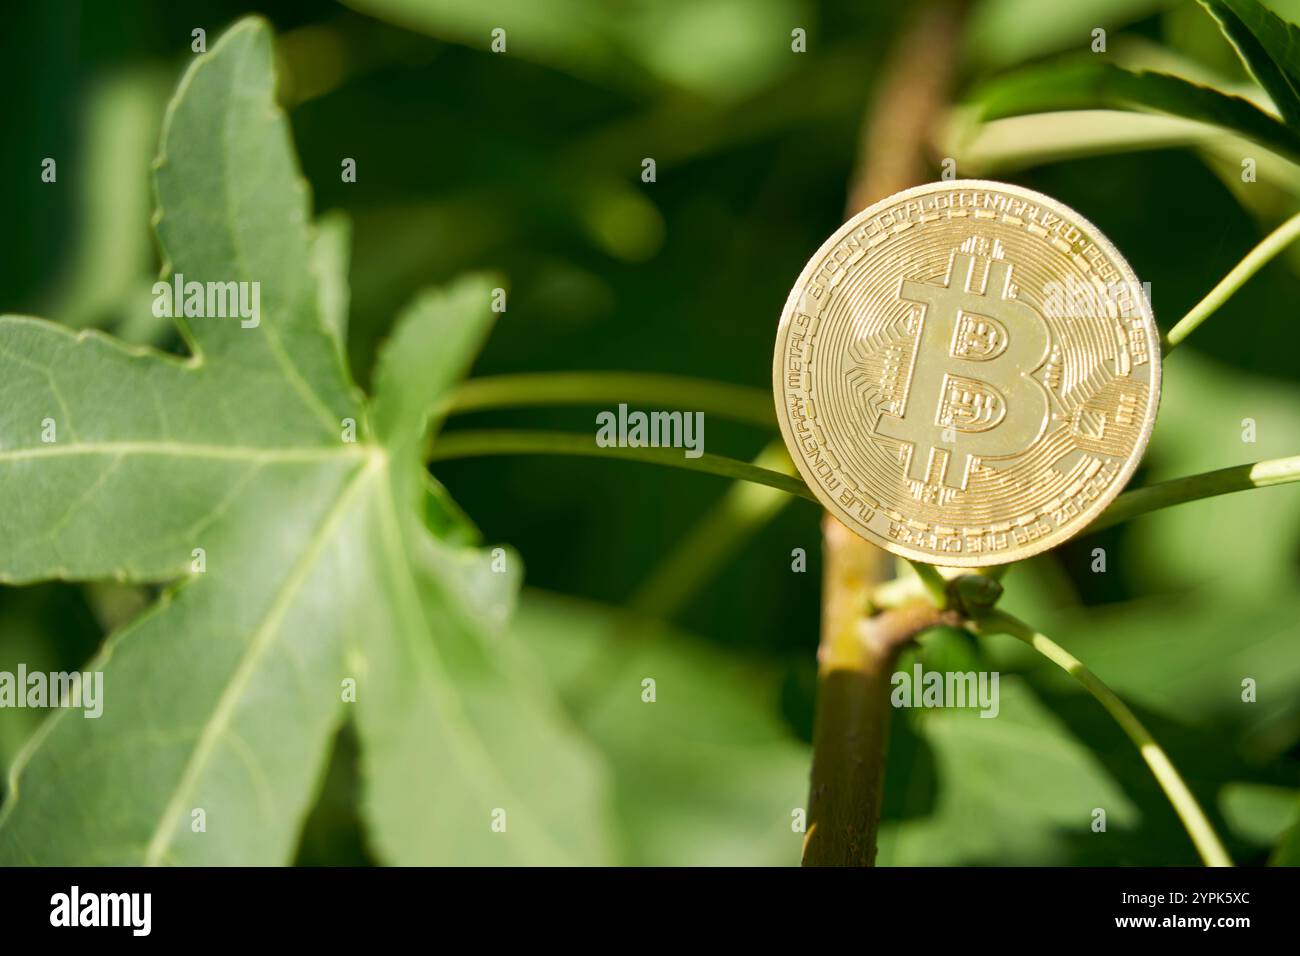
<box><xmin>772</xmin><ymin>178</ymin><xmax>1162</xmax><ymax>567</ymax></box>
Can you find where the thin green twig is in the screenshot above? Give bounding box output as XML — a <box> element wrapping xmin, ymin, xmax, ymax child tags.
<box><xmin>628</xmin><ymin>441</ymin><xmax>794</xmax><ymax>618</ymax></box>
<box><xmin>427</xmin><ymin>429</ymin><xmax>816</xmax><ymax>501</ymax></box>
<box><xmin>429</xmin><ymin>428</ymin><xmax>1300</xmax><ymax>538</ymax></box>
<box><xmin>1163</xmin><ymin>211</ymin><xmax>1300</xmax><ymax>352</ymax></box>
<box><xmin>907</xmin><ymin>560</ymin><xmax>948</xmax><ymax>606</ymax></box>
<box><xmin>978</xmin><ymin>610</ymin><xmax>1233</xmax><ymax>868</ymax></box>
<box><xmin>437</xmin><ymin>372</ymin><xmax>776</xmax><ymax>428</ymax></box>
<box><xmin>1093</xmin><ymin>454</ymin><xmax>1300</xmax><ymax>533</ymax></box>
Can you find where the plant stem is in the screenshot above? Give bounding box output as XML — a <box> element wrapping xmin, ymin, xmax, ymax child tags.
<box><xmin>805</xmin><ymin>517</ymin><xmax>890</xmax><ymax>867</ymax></box>
<box><xmin>427</xmin><ymin>428</ymin><xmax>815</xmax><ymax>501</ymax></box>
<box><xmin>804</xmin><ymin>0</ymin><xmax>969</xmax><ymax>867</ymax></box>
<box><xmin>1163</xmin><ymin>211</ymin><xmax>1300</xmax><ymax>352</ymax></box>
<box><xmin>804</xmin><ymin>519</ymin><xmax>959</xmax><ymax>866</ymax></box>
<box><xmin>1092</xmin><ymin>453</ymin><xmax>1300</xmax><ymax>532</ymax></box>
<box><xmin>979</xmin><ymin>610</ymin><xmax>1233</xmax><ymax>867</ymax></box>
<box><xmin>437</xmin><ymin>372</ymin><xmax>775</xmax><ymax>428</ymax></box>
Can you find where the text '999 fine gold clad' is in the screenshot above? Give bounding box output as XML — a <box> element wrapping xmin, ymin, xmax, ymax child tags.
<box><xmin>773</xmin><ymin>180</ymin><xmax>1161</xmax><ymax>567</ymax></box>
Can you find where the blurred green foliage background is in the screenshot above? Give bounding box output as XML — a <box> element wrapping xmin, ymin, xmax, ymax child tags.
<box><xmin>2</xmin><ymin>0</ymin><xmax>1298</xmax><ymax>865</ymax></box>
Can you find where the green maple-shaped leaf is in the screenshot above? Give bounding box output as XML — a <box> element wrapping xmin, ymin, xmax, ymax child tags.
<box><xmin>0</xmin><ymin>17</ymin><xmax>612</xmax><ymax>865</ymax></box>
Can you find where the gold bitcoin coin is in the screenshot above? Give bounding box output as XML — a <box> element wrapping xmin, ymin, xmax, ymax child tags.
<box><xmin>773</xmin><ymin>180</ymin><xmax>1161</xmax><ymax>566</ymax></box>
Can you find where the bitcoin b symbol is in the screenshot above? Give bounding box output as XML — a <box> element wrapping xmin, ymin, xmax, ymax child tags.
<box><xmin>875</xmin><ymin>249</ymin><xmax>1050</xmax><ymax>490</ymax></box>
